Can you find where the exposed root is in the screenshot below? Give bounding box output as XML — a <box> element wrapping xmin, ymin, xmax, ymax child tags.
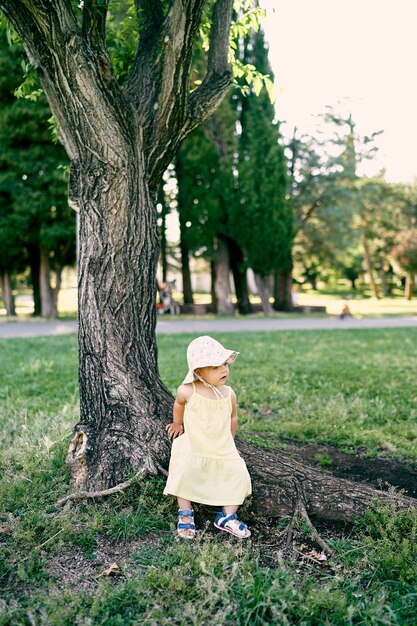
<box><xmin>66</xmin><ymin>431</ymin><xmax>89</xmax><ymax>489</ymax></box>
<box><xmin>284</xmin><ymin>481</ymin><xmax>335</xmax><ymax>557</ymax></box>
<box><xmin>297</xmin><ymin>497</ymin><xmax>334</xmax><ymax>557</ymax></box>
<box><xmin>285</xmin><ymin>503</ymin><xmax>299</xmax><ymax>550</ymax></box>
<box><xmin>54</xmin><ymin>469</ymin><xmax>147</xmax><ymax>509</ymax></box>
<box><xmin>155</xmin><ymin>462</ymin><xmax>168</xmax><ymax>477</ymax></box>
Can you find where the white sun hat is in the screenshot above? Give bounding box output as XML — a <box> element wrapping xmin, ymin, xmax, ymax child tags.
<box><xmin>182</xmin><ymin>335</ymin><xmax>239</xmax><ymax>385</ymax></box>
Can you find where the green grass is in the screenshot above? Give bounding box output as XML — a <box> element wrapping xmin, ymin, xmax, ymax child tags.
<box><xmin>160</xmin><ymin>329</ymin><xmax>417</xmax><ymax>459</ymax></box>
<box><xmin>1</xmin><ymin>330</ymin><xmax>417</xmax><ymax>624</ymax></box>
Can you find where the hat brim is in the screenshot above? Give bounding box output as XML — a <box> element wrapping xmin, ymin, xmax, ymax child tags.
<box><xmin>181</xmin><ymin>350</ymin><xmax>239</xmax><ymax>385</ymax></box>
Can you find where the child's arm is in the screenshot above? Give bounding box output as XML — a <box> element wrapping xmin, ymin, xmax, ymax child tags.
<box><xmin>166</xmin><ymin>384</ymin><xmax>189</xmax><ymax>440</ymax></box>
<box><xmin>230</xmin><ymin>388</ymin><xmax>238</xmax><ymax>438</ymax></box>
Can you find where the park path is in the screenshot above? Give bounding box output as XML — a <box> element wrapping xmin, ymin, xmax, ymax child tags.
<box><xmin>1</xmin><ymin>315</ymin><xmax>417</xmax><ymax>338</ymax></box>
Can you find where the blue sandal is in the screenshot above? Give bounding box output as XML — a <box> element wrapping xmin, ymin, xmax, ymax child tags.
<box><xmin>177</xmin><ymin>509</ymin><xmax>196</xmax><ymax>539</ymax></box>
<box><xmin>214</xmin><ymin>508</ymin><xmax>251</xmax><ymax>539</ymax></box>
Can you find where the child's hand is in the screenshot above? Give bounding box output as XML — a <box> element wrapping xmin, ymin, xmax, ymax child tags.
<box><xmin>166</xmin><ymin>423</ymin><xmax>184</xmax><ymax>440</ymax></box>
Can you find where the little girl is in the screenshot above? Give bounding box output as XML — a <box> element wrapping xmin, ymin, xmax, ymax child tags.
<box><xmin>163</xmin><ymin>335</ymin><xmax>252</xmax><ymax>539</ymax></box>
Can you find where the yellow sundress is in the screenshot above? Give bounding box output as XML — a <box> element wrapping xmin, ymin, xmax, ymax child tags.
<box><xmin>163</xmin><ymin>383</ymin><xmax>252</xmax><ymax>505</ymax></box>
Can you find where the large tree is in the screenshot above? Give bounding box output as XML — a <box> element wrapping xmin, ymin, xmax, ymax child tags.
<box><xmin>2</xmin><ymin>2</ymin><xmax>415</xmax><ymax>536</ymax></box>
<box><xmin>0</xmin><ymin>0</ymin><xmax>241</xmax><ymax>490</ymax></box>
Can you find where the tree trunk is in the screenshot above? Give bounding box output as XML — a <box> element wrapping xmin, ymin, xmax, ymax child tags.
<box><xmin>179</xmin><ymin>209</ymin><xmax>194</xmax><ymax>305</ymax></box>
<box><xmin>405</xmin><ymin>274</ymin><xmax>414</xmax><ymax>300</ymax></box>
<box><xmin>227</xmin><ymin>237</ymin><xmax>252</xmax><ymax>315</ymax></box>
<box><xmin>67</xmin><ymin>157</ymin><xmax>173</xmax><ymax>491</ymax></box>
<box><xmin>236</xmin><ymin>438</ymin><xmax>416</xmax><ymax>524</ymax></box>
<box><xmin>39</xmin><ymin>247</ymin><xmax>57</xmax><ymax>319</ymax></box>
<box><xmin>214</xmin><ymin>235</ymin><xmax>234</xmax><ymax>315</ymax></box>
<box><xmin>273</xmin><ymin>266</ymin><xmax>294</xmax><ymax>311</ymax></box>
<box><xmin>0</xmin><ymin>271</ymin><xmax>16</xmax><ymax>317</ymax></box>
<box><xmin>28</xmin><ymin>244</ymin><xmax>41</xmax><ymax>316</ymax></box>
<box><xmin>52</xmin><ymin>265</ymin><xmax>63</xmax><ymax>316</ymax></box>
<box><xmin>160</xmin><ymin>208</ymin><xmax>168</xmax><ymax>284</ymax></box>
<box><xmin>362</xmin><ymin>237</ymin><xmax>380</xmax><ymax>299</ymax></box>
<box><xmin>254</xmin><ymin>273</ymin><xmax>273</xmax><ymax>315</ymax></box>
<box><xmin>380</xmin><ymin>267</ymin><xmax>389</xmax><ymax>297</ymax></box>
<box><xmin>210</xmin><ymin>258</ymin><xmax>218</xmax><ymax>312</ymax></box>
<box><xmin>308</xmin><ymin>274</ymin><xmax>318</xmax><ymax>290</ymax></box>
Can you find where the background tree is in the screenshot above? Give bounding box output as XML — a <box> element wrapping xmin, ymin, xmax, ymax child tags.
<box><xmin>391</xmin><ymin>230</ymin><xmax>417</xmax><ymax>300</ymax></box>
<box><xmin>0</xmin><ymin>208</ymin><xmax>24</xmax><ymax>316</ymax></box>
<box><xmin>232</xmin><ymin>29</ymin><xmax>291</xmax><ymax>314</ymax></box>
<box><xmin>176</xmin><ymin>115</ymin><xmax>229</xmax><ymax>310</ymax></box>
<box><xmin>288</xmin><ymin>110</ymin><xmax>383</xmax><ymax>296</ymax></box>
<box><xmin>0</xmin><ymin>26</ymin><xmax>74</xmax><ymax>318</ymax></box>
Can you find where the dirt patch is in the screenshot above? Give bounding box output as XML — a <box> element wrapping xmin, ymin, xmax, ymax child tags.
<box><xmin>246</xmin><ymin>433</ymin><xmax>417</xmax><ymax>498</ymax></box>
<box><xmin>45</xmin><ymin>533</ymin><xmax>164</xmax><ymax>592</ymax></box>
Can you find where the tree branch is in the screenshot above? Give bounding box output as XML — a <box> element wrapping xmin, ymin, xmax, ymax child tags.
<box><xmin>293</xmin><ymin>198</ymin><xmax>322</xmax><ymax>235</ymax></box>
<box><xmin>131</xmin><ymin>0</ymin><xmax>206</xmax><ymax>185</ymax></box>
<box><xmin>124</xmin><ymin>0</ymin><xmax>165</xmax><ymax>111</ymax></box>
<box><xmin>301</xmin><ymin>199</ymin><xmax>321</xmax><ymax>224</ymax></box>
<box><xmin>82</xmin><ymin>0</ymin><xmax>109</xmax><ymax>51</ymax></box>
<box><xmin>0</xmin><ymin>0</ymin><xmax>129</xmax><ymax>161</ymax></box>
<box><xmin>206</xmin><ymin>0</ymin><xmax>233</xmax><ymax>75</ymax></box>
<box><xmin>182</xmin><ymin>0</ymin><xmax>233</xmax><ymax>140</ymax></box>
<box><xmin>134</xmin><ymin>0</ymin><xmax>164</xmax><ymax>31</ymax></box>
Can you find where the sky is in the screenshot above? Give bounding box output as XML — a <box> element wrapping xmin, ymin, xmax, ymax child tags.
<box><xmin>260</xmin><ymin>0</ymin><xmax>417</xmax><ymax>182</ymax></box>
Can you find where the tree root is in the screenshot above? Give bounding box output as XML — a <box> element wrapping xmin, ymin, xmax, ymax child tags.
<box><xmin>54</xmin><ymin>469</ymin><xmax>147</xmax><ymax>509</ymax></box>
<box><xmin>284</xmin><ymin>481</ymin><xmax>335</xmax><ymax>557</ymax></box>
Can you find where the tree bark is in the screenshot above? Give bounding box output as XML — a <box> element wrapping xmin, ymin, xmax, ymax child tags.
<box><xmin>0</xmin><ymin>271</ymin><xmax>16</xmax><ymax>317</ymax></box>
<box><xmin>227</xmin><ymin>237</ymin><xmax>252</xmax><ymax>315</ymax></box>
<box><xmin>214</xmin><ymin>235</ymin><xmax>234</xmax><ymax>315</ymax></box>
<box><xmin>405</xmin><ymin>274</ymin><xmax>414</xmax><ymax>300</ymax></box>
<box><xmin>362</xmin><ymin>236</ymin><xmax>380</xmax><ymax>299</ymax></box>
<box><xmin>254</xmin><ymin>273</ymin><xmax>273</xmax><ymax>315</ymax></box>
<box><xmin>236</xmin><ymin>438</ymin><xmax>416</xmax><ymax>524</ymax></box>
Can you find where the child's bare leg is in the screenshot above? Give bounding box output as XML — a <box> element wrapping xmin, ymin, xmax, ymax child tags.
<box><xmin>177</xmin><ymin>497</ymin><xmax>194</xmax><ymax>537</ymax></box>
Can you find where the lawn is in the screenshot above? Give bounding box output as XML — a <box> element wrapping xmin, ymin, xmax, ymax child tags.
<box><xmin>1</xmin><ymin>329</ymin><xmax>417</xmax><ymax>625</ymax></box>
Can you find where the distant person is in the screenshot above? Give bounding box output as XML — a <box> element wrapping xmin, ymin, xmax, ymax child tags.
<box><xmin>159</xmin><ymin>281</ymin><xmax>180</xmax><ymax>314</ymax></box>
<box><xmin>163</xmin><ymin>336</ymin><xmax>252</xmax><ymax>539</ymax></box>
<box><xmin>340</xmin><ymin>303</ymin><xmax>352</xmax><ymax>319</ymax></box>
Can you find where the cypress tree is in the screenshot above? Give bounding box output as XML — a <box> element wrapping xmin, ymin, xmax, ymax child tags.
<box><xmin>232</xmin><ymin>29</ymin><xmax>292</xmax><ymax>313</ymax></box>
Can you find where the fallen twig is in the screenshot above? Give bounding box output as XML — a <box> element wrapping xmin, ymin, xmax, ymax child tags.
<box><xmin>23</xmin><ymin>528</ymin><xmax>65</xmax><ymax>558</ymax></box>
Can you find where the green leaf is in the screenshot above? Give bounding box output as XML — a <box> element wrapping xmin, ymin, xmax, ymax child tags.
<box><xmin>252</xmin><ymin>75</ymin><xmax>263</xmax><ymax>97</ymax></box>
